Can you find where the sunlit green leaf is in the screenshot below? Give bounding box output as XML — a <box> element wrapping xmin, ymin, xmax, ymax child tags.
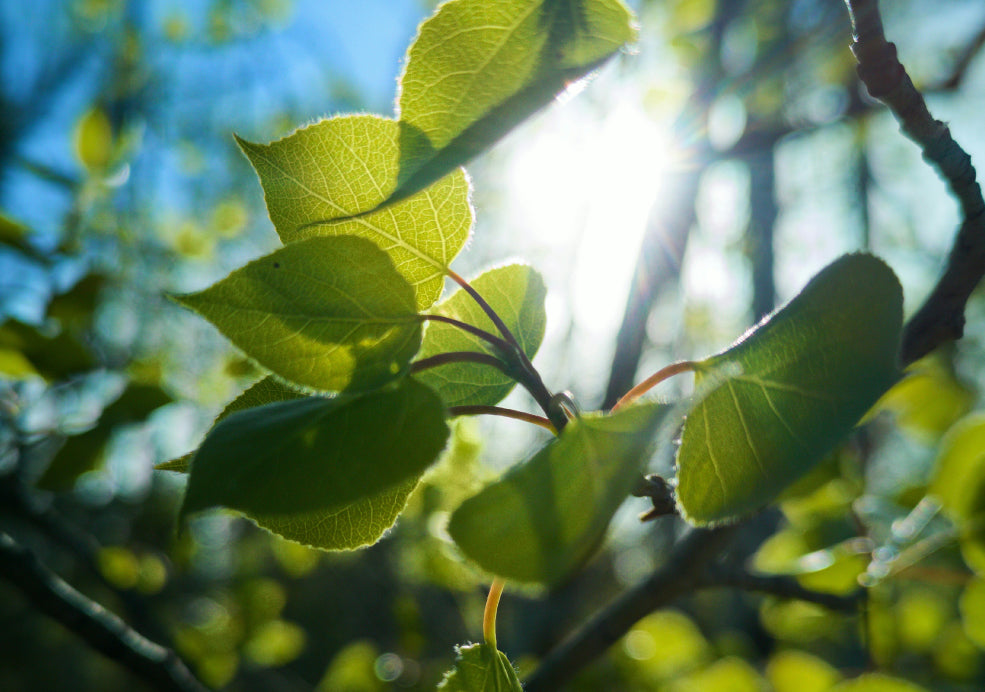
<box><xmin>677</xmin><ymin>254</ymin><xmax>903</xmax><ymax>526</ymax></box>
<box><xmin>874</xmin><ymin>353</ymin><xmax>973</xmax><ymax>440</ymax></box>
<box><xmin>395</xmin><ymin>0</ymin><xmax>637</xmax><ymax>198</ymax></box>
<box><xmin>448</xmin><ymin>402</ymin><xmax>668</xmax><ymax>585</ymax></box>
<box><xmin>960</xmin><ymin>577</ymin><xmax>985</xmax><ymax>649</ymax></box>
<box><xmin>829</xmin><ymin>673</ymin><xmax>927</xmax><ymax>692</ymax></box>
<box><xmin>766</xmin><ymin>649</ymin><xmax>842</xmax><ymax>692</ymax></box>
<box><xmin>667</xmin><ymin>655</ymin><xmax>766</xmax><ymax>692</ymax></box>
<box><xmin>156</xmin><ymin>376</ymin><xmax>303</xmax><ymax>473</ymax></box>
<box><xmin>929</xmin><ymin>413</ymin><xmax>985</xmax><ymax>525</ymax></box>
<box><xmin>236</xmin><ymin>115</ymin><xmax>472</xmax><ymax>309</ymax></box>
<box><xmin>438</xmin><ymin>643</ymin><xmax>522</xmax><ymax>691</ymax></box>
<box><xmin>415</xmin><ymin>264</ymin><xmax>546</xmax><ymax>407</ymax></box>
<box><xmin>176</xmin><ymin>235</ymin><xmax>422</xmax><ymax>394</ymax></box>
<box><xmin>181</xmin><ymin>378</ymin><xmax>448</xmax><ymax>520</ymax></box>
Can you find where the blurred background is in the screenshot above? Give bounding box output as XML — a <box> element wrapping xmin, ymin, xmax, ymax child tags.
<box><xmin>3</xmin><ymin>0</ymin><xmax>985</xmax><ymax>689</ymax></box>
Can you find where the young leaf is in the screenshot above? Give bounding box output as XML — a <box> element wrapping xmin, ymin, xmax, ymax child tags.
<box><xmin>156</xmin><ymin>376</ymin><xmax>303</xmax><ymax>473</ymax></box>
<box><xmin>181</xmin><ymin>377</ymin><xmax>449</xmax><ymax>519</ymax></box>
<box><xmin>236</xmin><ymin>115</ymin><xmax>472</xmax><ymax>309</ymax></box>
<box><xmin>438</xmin><ymin>643</ymin><xmax>522</xmax><ymax>692</ymax></box>
<box><xmin>676</xmin><ymin>254</ymin><xmax>903</xmax><ymax>526</ymax></box>
<box><xmin>448</xmin><ymin>401</ymin><xmax>668</xmax><ymax>585</ymax></box>
<box><xmin>176</xmin><ymin>235</ymin><xmax>422</xmax><ymax>394</ymax></box>
<box><xmin>415</xmin><ymin>264</ymin><xmax>546</xmax><ymax>407</ymax></box>
<box><xmin>395</xmin><ymin>0</ymin><xmax>637</xmax><ymax>198</ymax></box>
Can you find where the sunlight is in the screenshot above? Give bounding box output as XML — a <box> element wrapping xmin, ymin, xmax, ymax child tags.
<box><xmin>506</xmin><ymin>96</ymin><xmax>677</xmax><ymax>334</ymax></box>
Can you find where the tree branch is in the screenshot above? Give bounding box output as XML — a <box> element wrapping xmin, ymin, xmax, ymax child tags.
<box><xmin>522</xmin><ymin>526</ymin><xmax>736</xmax><ymax>692</ymax></box>
<box><xmin>845</xmin><ymin>0</ymin><xmax>985</xmax><ymax>365</ymax></box>
<box><xmin>698</xmin><ymin>563</ymin><xmax>864</xmax><ymax>613</ymax></box>
<box><xmin>0</xmin><ymin>532</ymin><xmax>209</xmax><ymax>692</ymax></box>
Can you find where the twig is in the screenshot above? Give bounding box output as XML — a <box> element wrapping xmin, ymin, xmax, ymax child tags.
<box><xmin>522</xmin><ymin>526</ymin><xmax>736</xmax><ymax>692</ymax></box>
<box><xmin>0</xmin><ymin>532</ymin><xmax>209</xmax><ymax>692</ymax></box>
<box><xmin>698</xmin><ymin>563</ymin><xmax>864</xmax><ymax>613</ymax></box>
<box><xmin>845</xmin><ymin>0</ymin><xmax>985</xmax><ymax>365</ymax></box>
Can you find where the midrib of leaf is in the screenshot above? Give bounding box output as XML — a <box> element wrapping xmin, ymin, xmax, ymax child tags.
<box><xmin>247</xmin><ymin>144</ymin><xmax>450</xmax><ymax>275</ymax></box>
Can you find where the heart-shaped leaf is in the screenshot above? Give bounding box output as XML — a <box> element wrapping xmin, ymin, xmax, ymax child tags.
<box><xmin>181</xmin><ymin>378</ymin><xmax>449</xmax><ymax>520</ymax></box>
<box><xmin>177</xmin><ymin>235</ymin><xmax>422</xmax><ymax>394</ymax></box>
<box><xmin>394</xmin><ymin>0</ymin><xmax>637</xmax><ymax>199</ymax></box>
<box><xmin>676</xmin><ymin>253</ymin><xmax>903</xmax><ymax>526</ymax></box>
<box><xmin>415</xmin><ymin>264</ymin><xmax>546</xmax><ymax>407</ymax></box>
<box><xmin>236</xmin><ymin>115</ymin><xmax>472</xmax><ymax>309</ymax></box>
<box><xmin>438</xmin><ymin>643</ymin><xmax>522</xmax><ymax>692</ymax></box>
<box><xmin>448</xmin><ymin>401</ymin><xmax>668</xmax><ymax>585</ymax></box>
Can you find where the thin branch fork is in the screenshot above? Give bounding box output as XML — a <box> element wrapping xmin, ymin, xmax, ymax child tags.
<box><xmin>0</xmin><ymin>533</ymin><xmax>209</xmax><ymax>692</ymax></box>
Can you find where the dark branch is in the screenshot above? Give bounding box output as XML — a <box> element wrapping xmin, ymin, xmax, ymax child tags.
<box><xmin>845</xmin><ymin>0</ymin><xmax>985</xmax><ymax>365</ymax></box>
<box><xmin>698</xmin><ymin>563</ymin><xmax>864</xmax><ymax>612</ymax></box>
<box><xmin>0</xmin><ymin>533</ymin><xmax>209</xmax><ymax>692</ymax></box>
<box><xmin>522</xmin><ymin>526</ymin><xmax>736</xmax><ymax>692</ymax></box>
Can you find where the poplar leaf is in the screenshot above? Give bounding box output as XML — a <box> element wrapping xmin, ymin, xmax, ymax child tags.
<box><xmin>448</xmin><ymin>402</ymin><xmax>668</xmax><ymax>585</ymax></box>
<box><xmin>176</xmin><ymin>235</ymin><xmax>421</xmax><ymax>394</ymax></box>
<box><xmin>438</xmin><ymin>643</ymin><xmax>522</xmax><ymax>692</ymax></box>
<box><xmin>181</xmin><ymin>378</ymin><xmax>449</xmax><ymax>520</ymax></box>
<box><xmin>395</xmin><ymin>0</ymin><xmax>637</xmax><ymax>198</ymax></box>
<box><xmin>236</xmin><ymin>115</ymin><xmax>472</xmax><ymax>309</ymax></box>
<box><xmin>416</xmin><ymin>264</ymin><xmax>546</xmax><ymax>407</ymax></box>
<box><xmin>676</xmin><ymin>254</ymin><xmax>903</xmax><ymax>526</ymax></box>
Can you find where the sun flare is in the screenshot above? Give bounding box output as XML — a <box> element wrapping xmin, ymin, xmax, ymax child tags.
<box><xmin>506</xmin><ymin>95</ymin><xmax>678</xmax><ymax>333</ymax></box>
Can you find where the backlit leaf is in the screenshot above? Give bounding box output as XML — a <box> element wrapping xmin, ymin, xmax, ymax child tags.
<box><xmin>448</xmin><ymin>401</ymin><xmax>668</xmax><ymax>585</ymax></box>
<box><xmin>929</xmin><ymin>413</ymin><xmax>985</xmax><ymax>525</ymax></box>
<box><xmin>251</xmin><ymin>479</ymin><xmax>420</xmax><ymax>551</ymax></box>
<box><xmin>176</xmin><ymin>235</ymin><xmax>422</xmax><ymax>394</ymax></box>
<box><xmin>415</xmin><ymin>264</ymin><xmax>546</xmax><ymax>407</ymax></box>
<box><xmin>181</xmin><ymin>378</ymin><xmax>448</xmax><ymax>520</ymax></box>
<box><xmin>395</xmin><ymin>0</ymin><xmax>637</xmax><ymax>198</ymax></box>
<box><xmin>677</xmin><ymin>254</ymin><xmax>903</xmax><ymax>526</ymax></box>
<box><xmin>236</xmin><ymin>115</ymin><xmax>472</xmax><ymax>309</ymax></box>
<box><xmin>438</xmin><ymin>643</ymin><xmax>522</xmax><ymax>692</ymax></box>
<box><xmin>830</xmin><ymin>673</ymin><xmax>927</xmax><ymax>692</ymax></box>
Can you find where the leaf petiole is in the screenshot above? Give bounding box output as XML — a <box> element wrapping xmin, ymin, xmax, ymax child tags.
<box><xmin>419</xmin><ymin>314</ymin><xmax>515</xmax><ymax>356</ymax></box>
<box><xmin>612</xmin><ymin>361</ymin><xmax>697</xmax><ymax>411</ymax></box>
<box><xmin>447</xmin><ymin>405</ymin><xmax>556</xmax><ymax>434</ymax></box>
<box><xmin>483</xmin><ymin>577</ymin><xmax>507</xmax><ymax>649</ymax></box>
<box><xmin>411</xmin><ymin>351</ymin><xmax>512</xmax><ymax>378</ymax></box>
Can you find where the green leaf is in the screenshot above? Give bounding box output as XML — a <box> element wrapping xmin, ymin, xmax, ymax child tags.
<box><xmin>235</xmin><ymin>115</ymin><xmax>472</xmax><ymax>309</ymax></box>
<box><xmin>181</xmin><ymin>378</ymin><xmax>449</xmax><ymax>519</ymax></box>
<box><xmin>676</xmin><ymin>254</ymin><xmax>903</xmax><ymax>526</ymax></box>
<box><xmin>448</xmin><ymin>401</ymin><xmax>668</xmax><ymax>585</ymax></box>
<box><xmin>396</xmin><ymin>0</ymin><xmax>637</xmax><ymax>198</ymax></box>
<box><xmin>249</xmin><ymin>478</ymin><xmax>420</xmax><ymax>551</ymax></box>
<box><xmin>929</xmin><ymin>412</ymin><xmax>985</xmax><ymax>525</ymax></box>
<box><xmin>438</xmin><ymin>643</ymin><xmax>522</xmax><ymax>692</ymax></box>
<box><xmin>959</xmin><ymin>577</ymin><xmax>985</xmax><ymax>648</ymax></box>
<box><xmin>415</xmin><ymin>264</ymin><xmax>546</xmax><ymax>407</ymax></box>
<box><xmin>829</xmin><ymin>673</ymin><xmax>928</xmax><ymax>692</ymax></box>
<box><xmin>156</xmin><ymin>376</ymin><xmax>303</xmax><ymax>473</ymax></box>
<box><xmin>176</xmin><ymin>235</ymin><xmax>422</xmax><ymax>394</ymax></box>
